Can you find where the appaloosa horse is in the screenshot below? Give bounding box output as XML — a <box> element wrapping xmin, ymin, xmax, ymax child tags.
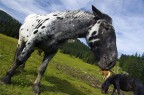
<box><xmin>2</xmin><ymin>5</ymin><xmax>117</xmax><ymax>95</ymax></box>
<box><xmin>101</xmin><ymin>74</ymin><xmax>144</xmax><ymax>95</ymax></box>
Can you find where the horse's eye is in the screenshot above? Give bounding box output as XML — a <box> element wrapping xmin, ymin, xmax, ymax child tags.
<box><xmin>105</xmin><ymin>26</ymin><xmax>109</xmax><ymax>30</ymax></box>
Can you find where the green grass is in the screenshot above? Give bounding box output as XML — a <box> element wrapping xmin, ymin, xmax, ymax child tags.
<box><xmin>0</xmin><ymin>34</ymin><xmax>131</xmax><ymax>95</ymax></box>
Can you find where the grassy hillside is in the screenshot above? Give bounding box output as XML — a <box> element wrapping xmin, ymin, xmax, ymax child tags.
<box><xmin>0</xmin><ymin>34</ymin><xmax>132</xmax><ymax>95</ymax></box>
<box><xmin>0</xmin><ymin>34</ymin><xmax>107</xmax><ymax>95</ymax></box>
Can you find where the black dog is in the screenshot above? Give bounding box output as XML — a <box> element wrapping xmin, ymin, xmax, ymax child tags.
<box><xmin>101</xmin><ymin>74</ymin><xmax>144</xmax><ymax>95</ymax></box>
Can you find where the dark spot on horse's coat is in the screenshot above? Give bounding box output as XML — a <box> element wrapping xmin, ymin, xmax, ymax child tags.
<box><xmin>57</xmin><ymin>17</ymin><xmax>63</xmax><ymax>20</ymax></box>
<box><xmin>74</xmin><ymin>17</ymin><xmax>77</xmax><ymax>19</ymax></box>
<box><xmin>41</xmin><ymin>26</ymin><xmax>45</xmax><ymax>29</ymax></box>
<box><xmin>21</xmin><ymin>28</ymin><xmax>23</xmax><ymax>30</ymax></box>
<box><xmin>47</xmin><ymin>35</ymin><xmax>52</xmax><ymax>39</ymax></box>
<box><xmin>38</xmin><ymin>20</ymin><xmax>40</xmax><ymax>23</ymax></box>
<box><xmin>36</xmin><ymin>16</ymin><xmax>39</xmax><ymax>18</ymax></box>
<box><xmin>46</xmin><ymin>31</ymin><xmax>49</xmax><ymax>34</ymax></box>
<box><xmin>27</xmin><ymin>43</ymin><xmax>30</xmax><ymax>45</ymax></box>
<box><xmin>33</xmin><ymin>30</ymin><xmax>38</xmax><ymax>34</ymax></box>
<box><xmin>27</xmin><ymin>35</ymin><xmax>29</xmax><ymax>37</ymax></box>
<box><xmin>53</xmin><ymin>14</ymin><xmax>57</xmax><ymax>16</ymax></box>
<box><xmin>37</xmin><ymin>24</ymin><xmax>42</xmax><ymax>28</ymax></box>
<box><xmin>27</xmin><ymin>29</ymin><xmax>28</xmax><ymax>31</ymax></box>
<box><xmin>52</xmin><ymin>27</ymin><xmax>55</xmax><ymax>30</ymax></box>
<box><xmin>97</xmin><ymin>21</ymin><xmax>101</xmax><ymax>24</ymax></box>
<box><xmin>45</xmin><ymin>18</ymin><xmax>49</xmax><ymax>21</ymax></box>
<box><xmin>92</xmin><ymin>31</ymin><xmax>97</xmax><ymax>35</ymax></box>
<box><xmin>41</xmin><ymin>37</ymin><xmax>44</xmax><ymax>39</ymax></box>
<box><xmin>32</xmin><ymin>25</ymin><xmax>34</xmax><ymax>26</ymax></box>
<box><xmin>39</xmin><ymin>32</ymin><xmax>42</xmax><ymax>34</ymax></box>
<box><xmin>22</xmin><ymin>52</ymin><xmax>25</xmax><ymax>55</ymax></box>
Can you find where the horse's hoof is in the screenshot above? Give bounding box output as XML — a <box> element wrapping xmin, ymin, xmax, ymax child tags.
<box><xmin>33</xmin><ymin>84</ymin><xmax>40</xmax><ymax>95</ymax></box>
<box><xmin>1</xmin><ymin>76</ymin><xmax>11</xmax><ymax>84</ymax></box>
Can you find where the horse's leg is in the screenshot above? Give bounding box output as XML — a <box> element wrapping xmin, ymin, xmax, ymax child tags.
<box><xmin>115</xmin><ymin>81</ymin><xmax>120</xmax><ymax>95</ymax></box>
<box><xmin>33</xmin><ymin>51</ymin><xmax>57</xmax><ymax>95</ymax></box>
<box><xmin>12</xmin><ymin>40</ymin><xmax>28</xmax><ymax>69</ymax></box>
<box><xmin>2</xmin><ymin>39</ymin><xmax>36</xmax><ymax>84</ymax></box>
<box><xmin>111</xmin><ymin>88</ymin><xmax>116</xmax><ymax>95</ymax></box>
<box><xmin>134</xmin><ymin>88</ymin><xmax>141</xmax><ymax>95</ymax></box>
<box><xmin>134</xmin><ymin>90</ymin><xmax>138</xmax><ymax>95</ymax></box>
<box><xmin>12</xmin><ymin>40</ymin><xmax>25</xmax><ymax>65</ymax></box>
<box><xmin>19</xmin><ymin>50</ymin><xmax>34</xmax><ymax>69</ymax></box>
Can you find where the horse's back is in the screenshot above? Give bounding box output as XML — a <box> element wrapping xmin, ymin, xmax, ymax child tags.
<box><xmin>19</xmin><ymin>12</ymin><xmax>59</xmax><ymax>42</ymax></box>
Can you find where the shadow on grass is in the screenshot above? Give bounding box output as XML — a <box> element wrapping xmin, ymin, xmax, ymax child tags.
<box><xmin>10</xmin><ymin>69</ymin><xmax>37</xmax><ymax>87</ymax></box>
<box><xmin>41</xmin><ymin>76</ymin><xmax>86</xmax><ymax>95</ymax></box>
<box><xmin>1</xmin><ymin>72</ymin><xmax>86</xmax><ymax>95</ymax></box>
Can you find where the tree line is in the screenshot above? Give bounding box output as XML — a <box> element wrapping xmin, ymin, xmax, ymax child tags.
<box><xmin>0</xmin><ymin>10</ymin><xmax>21</xmax><ymax>38</ymax></box>
<box><xmin>60</xmin><ymin>39</ymin><xmax>96</xmax><ymax>64</ymax></box>
<box><xmin>119</xmin><ymin>53</ymin><xmax>144</xmax><ymax>82</ymax></box>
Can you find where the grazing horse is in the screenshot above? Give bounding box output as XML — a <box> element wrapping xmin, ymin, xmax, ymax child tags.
<box><xmin>2</xmin><ymin>5</ymin><xmax>117</xmax><ymax>95</ymax></box>
<box><xmin>101</xmin><ymin>74</ymin><xmax>144</xmax><ymax>95</ymax></box>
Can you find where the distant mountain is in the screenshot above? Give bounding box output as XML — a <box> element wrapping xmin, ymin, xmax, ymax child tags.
<box><xmin>0</xmin><ymin>10</ymin><xmax>96</xmax><ymax>64</ymax></box>
<box><xmin>0</xmin><ymin>10</ymin><xmax>21</xmax><ymax>38</ymax></box>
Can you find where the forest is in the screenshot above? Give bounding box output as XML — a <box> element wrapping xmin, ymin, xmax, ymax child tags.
<box><xmin>119</xmin><ymin>53</ymin><xmax>144</xmax><ymax>81</ymax></box>
<box><xmin>0</xmin><ymin>10</ymin><xmax>21</xmax><ymax>38</ymax></box>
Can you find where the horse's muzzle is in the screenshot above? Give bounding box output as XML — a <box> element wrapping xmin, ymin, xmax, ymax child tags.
<box><xmin>99</xmin><ymin>60</ymin><xmax>116</xmax><ymax>70</ymax></box>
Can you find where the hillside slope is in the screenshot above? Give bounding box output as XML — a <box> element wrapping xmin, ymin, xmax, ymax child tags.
<box><xmin>0</xmin><ymin>34</ymin><xmax>107</xmax><ymax>95</ymax></box>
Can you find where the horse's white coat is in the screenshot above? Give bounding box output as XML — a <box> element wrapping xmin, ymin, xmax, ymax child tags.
<box><xmin>19</xmin><ymin>12</ymin><xmax>67</xmax><ymax>44</ymax></box>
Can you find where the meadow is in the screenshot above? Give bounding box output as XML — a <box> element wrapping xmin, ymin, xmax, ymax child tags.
<box><xmin>0</xmin><ymin>34</ymin><xmax>131</xmax><ymax>95</ymax></box>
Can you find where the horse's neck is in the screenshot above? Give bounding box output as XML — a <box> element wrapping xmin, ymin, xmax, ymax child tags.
<box><xmin>56</xmin><ymin>11</ymin><xmax>95</xmax><ymax>39</ymax></box>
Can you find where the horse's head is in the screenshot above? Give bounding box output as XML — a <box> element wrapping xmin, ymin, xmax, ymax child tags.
<box><xmin>101</xmin><ymin>80</ymin><xmax>110</xmax><ymax>94</ymax></box>
<box><xmin>87</xmin><ymin>5</ymin><xmax>118</xmax><ymax>70</ymax></box>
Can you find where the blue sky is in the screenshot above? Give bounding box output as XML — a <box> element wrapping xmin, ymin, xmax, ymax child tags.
<box><xmin>0</xmin><ymin>0</ymin><xmax>144</xmax><ymax>56</ymax></box>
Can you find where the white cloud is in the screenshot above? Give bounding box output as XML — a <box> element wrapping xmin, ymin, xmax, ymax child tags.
<box><xmin>114</xmin><ymin>15</ymin><xmax>144</xmax><ymax>55</ymax></box>
<box><xmin>0</xmin><ymin>0</ymin><xmax>144</xmax><ymax>56</ymax></box>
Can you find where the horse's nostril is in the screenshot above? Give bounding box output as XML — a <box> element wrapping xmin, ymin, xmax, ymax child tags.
<box><xmin>107</xmin><ymin>61</ymin><xmax>115</xmax><ymax>70</ymax></box>
<box><xmin>109</xmin><ymin>62</ymin><xmax>113</xmax><ymax>66</ymax></box>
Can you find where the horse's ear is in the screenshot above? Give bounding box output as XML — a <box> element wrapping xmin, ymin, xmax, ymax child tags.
<box><xmin>92</xmin><ymin>5</ymin><xmax>103</xmax><ymax>19</ymax></box>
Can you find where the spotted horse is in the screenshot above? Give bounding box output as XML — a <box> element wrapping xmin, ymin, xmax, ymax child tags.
<box><xmin>1</xmin><ymin>5</ymin><xmax>118</xmax><ymax>95</ymax></box>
